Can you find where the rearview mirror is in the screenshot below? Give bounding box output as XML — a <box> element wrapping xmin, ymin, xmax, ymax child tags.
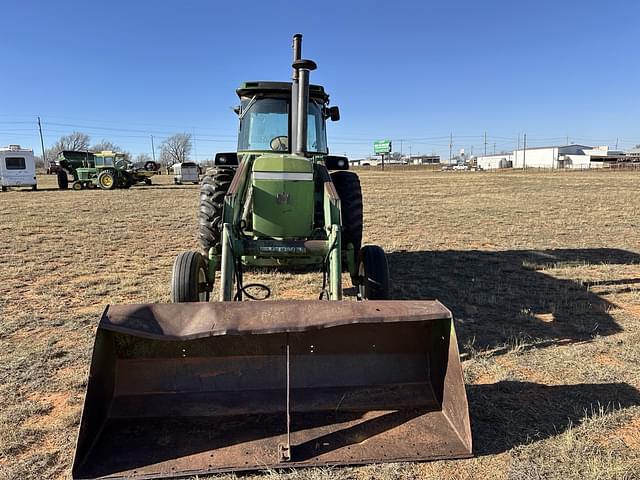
<box><xmin>325</xmin><ymin>155</ymin><xmax>349</xmax><ymax>170</ymax></box>
<box><xmin>215</xmin><ymin>152</ymin><xmax>239</xmax><ymax>166</ymax></box>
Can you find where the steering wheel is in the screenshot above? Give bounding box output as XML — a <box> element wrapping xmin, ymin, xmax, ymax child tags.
<box><xmin>270</xmin><ymin>136</ymin><xmax>288</xmax><ymax>152</ymax></box>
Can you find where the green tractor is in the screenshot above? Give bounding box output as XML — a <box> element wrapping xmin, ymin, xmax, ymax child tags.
<box><xmin>71</xmin><ymin>35</ymin><xmax>471</xmax><ymax>479</ymax></box>
<box><xmin>75</xmin><ymin>151</ymin><xmax>131</xmax><ymax>190</ymax></box>
<box><xmin>171</xmin><ymin>47</ymin><xmax>385</xmax><ymax>302</ymax></box>
<box><xmin>57</xmin><ymin>150</ymin><xmax>158</xmax><ymax>190</ymax></box>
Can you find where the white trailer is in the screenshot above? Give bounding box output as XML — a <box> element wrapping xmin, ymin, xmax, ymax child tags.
<box><xmin>0</xmin><ymin>145</ymin><xmax>37</xmax><ymax>191</ymax></box>
<box><xmin>172</xmin><ymin>162</ymin><xmax>200</xmax><ymax>184</ymax></box>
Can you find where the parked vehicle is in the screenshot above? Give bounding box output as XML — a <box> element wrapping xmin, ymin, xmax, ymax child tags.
<box><xmin>56</xmin><ymin>150</ymin><xmax>159</xmax><ymax>190</ymax></box>
<box><xmin>0</xmin><ymin>145</ymin><xmax>37</xmax><ymax>191</ymax></box>
<box><xmin>172</xmin><ymin>161</ymin><xmax>200</xmax><ymax>184</ymax></box>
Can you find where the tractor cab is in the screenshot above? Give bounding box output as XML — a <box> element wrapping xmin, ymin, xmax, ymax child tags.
<box><xmin>94</xmin><ymin>151</ymin><xmax>127</xmax><ymax>169</ymax></box>
<box><xmin>235</xmin><ymin>82</ymin><xmax>337</xmax><ymax>156</ymax></box>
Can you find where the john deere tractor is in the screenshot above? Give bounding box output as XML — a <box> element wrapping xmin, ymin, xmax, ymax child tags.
<box><xmin>170</xmin><ymin>38</ymin><xmax>389</xmax><ymax>302</ymax></box>
<box><xmin>72</xmin><ymin>34</ymin><xmax>470</xmax><ymax>479</ymax></box>
<box><xmin>57</xmin><ymin>150</ymin><xmax>158</xmax><ymax>190</ymax></box>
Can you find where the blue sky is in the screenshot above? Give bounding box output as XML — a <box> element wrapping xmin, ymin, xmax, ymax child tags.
<box><xmin>1</xmin><ymin>0</ymin><xmax>639</xmax><ymax>160</ymax></box>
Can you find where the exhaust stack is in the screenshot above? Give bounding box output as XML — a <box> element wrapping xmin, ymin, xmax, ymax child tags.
<box><xmin>291</xmin><ymin>34</ymin><xmax>317</xmax><ymax>156</ymax></box>
<box><xmin>290</xmin><ymin>34</ymin><xmax>302</xmax><ymax>151</ymax></box>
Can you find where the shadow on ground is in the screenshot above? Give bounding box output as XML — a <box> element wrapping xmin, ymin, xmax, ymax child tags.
<box><xmin>469</xmin><ymin>381</ymin><xmax>640</xmax><ymax>455</ymax></box>
<box><xmin>387</xmin><ymin>248</ymin><xmax>640</xmax><ymax>354</ymax></box>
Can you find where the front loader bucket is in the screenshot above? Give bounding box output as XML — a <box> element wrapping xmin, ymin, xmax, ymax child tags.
<box><xmin>72</xmin><ymin>300</ymin><xmax>471</xmax><ymax>479</ymax></box>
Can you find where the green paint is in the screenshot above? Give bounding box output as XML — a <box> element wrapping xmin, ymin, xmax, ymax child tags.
<box><xmin>252</xmin><ymin>155</ymin><xmax>314</xmax><ymax>238</ymax></box>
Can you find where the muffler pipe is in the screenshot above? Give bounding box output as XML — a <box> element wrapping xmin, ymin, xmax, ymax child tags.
<box><xmin>291</xmin><ymin>34</ymin><xmax>302</xmax><ymax>153</ymax></box>
<box><xmin>292</xmin><ymin>34</ymin><xmax>302</xmax><ymax>78</ymax></box>
<box><xmin>293</xmin><ymin>58</ymin><xmax>317</xmax><ymax>156</ymax></box>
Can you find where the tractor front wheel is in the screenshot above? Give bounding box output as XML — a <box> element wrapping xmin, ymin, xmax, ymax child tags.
<box><xmin>358</xmin><ymin>245</ymin><xmax>391</xmax><ymax>300</ymax></box>
<box><xmin>170</xmin><ymin>251</ymin><xmax>211</xmax><ymax>303</ymax></box>
<box><xmin>97</xmin><ymin>171</ymin><xmax>116</xmax><ymax>190</ymax></box>
<box><xmin>72</xmin><ymin>181</ymin><xmax>83</xmax><ymax>191</ymax></box>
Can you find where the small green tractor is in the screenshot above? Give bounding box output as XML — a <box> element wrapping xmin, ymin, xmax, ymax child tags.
<box><xmin>57</xmin><ymin>150</ymin><xmax>158</xmax><ymax>190</ymax></box>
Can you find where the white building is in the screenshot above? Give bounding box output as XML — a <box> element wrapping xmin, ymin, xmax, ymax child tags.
<box><xmin>476</xmin><ymin>153</ymin><xmax>513</xmax><ymax>170</ymax></box>
<box><xmin>510</xmin><ymin>144</ymin><xmax>590</xmax><ymax>169</ymax></box>
<box><xmin>476</xmin><ymin>144</ymin><xmax>621</xmax><ymax>170</ymax></box>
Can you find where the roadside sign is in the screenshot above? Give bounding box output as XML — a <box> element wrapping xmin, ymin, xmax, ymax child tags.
<box><xmin>374</xmin><ymin>140</ymin><xmax>392</xmax><ymax>154</ymax></box>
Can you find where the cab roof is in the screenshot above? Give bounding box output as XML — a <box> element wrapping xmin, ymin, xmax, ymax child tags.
<box><xmin>236</xmin><ymin>81</ymin><xmax>329</xmax><ymax>102</ymax></box>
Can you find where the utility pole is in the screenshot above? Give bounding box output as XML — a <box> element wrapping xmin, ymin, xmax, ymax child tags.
<box><xmin>192</xmin><ymin>129</ymin><xmax>197</xmax><ymax>164</ymax></box>
<box><xmin>484</xmin><ymin>131</ymin><xmax>487</xmax><ymax>157</ymax></box>
<box><xmin>150</xmin><ymin>135</ymin><xmax>156</xmax><ymax>162</ymax></box>
<box><xmin>493</xmin><ymin>142</ymin><xmax>496</xmax><ymax>155</ymax></box>
<box><xmin>37</xmin><ymin>116</ymin><xmax>46</xmax><ymax>166</ymax></box>
<box><xmin>400</xmin><ymin>139</ymin><xmax>403</xmax><ymax>159</ymax></box>
<box><xmin>449</xmin><ymin>132</ymin><xmax>453</xmax><ymax>164</ymax></box>
<box><xmin>566</xmin><ymin>135</ymin><xmax>569</xmax><ymax>145</ymax></box>
<box><xmin>615</xmin><ymin>137</ymin><xmax>619</xmax><ymax>150</ymax></box>
<box><xmin>523</xmin><ymin>133</ymin><xmax>527</xmax><ymax>169</ymax></box>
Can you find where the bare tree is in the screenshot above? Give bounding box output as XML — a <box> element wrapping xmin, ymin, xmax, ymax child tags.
<box><xmin>135</xmin><ymin>153</ymin><xmax>152</xmax><ymax>163</ymax></box>
<box><xmin>159</xmin><ymin>133</ymin><xmax>192</xmax><ymax>166</ymax></box>
<box><xmin>91</xmin><ymin>140</ymin><xmax>120</xmax><ymax>153</ymax></box>
<box><xmin>46</xmin><ymin>131</ymin><xmax>90</xmax><ymax>160</ymax></box>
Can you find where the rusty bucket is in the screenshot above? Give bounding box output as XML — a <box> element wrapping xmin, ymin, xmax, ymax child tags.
<box><xmin>72</xmin><ymin>300</ymin><xmax>471</xmax><ymax>479</ymax></box>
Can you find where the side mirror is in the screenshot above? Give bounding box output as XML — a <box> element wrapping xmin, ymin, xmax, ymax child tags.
<box><xmin>325</xmin><ymin>155</ymin><xmax>349</xmax><ymax>170</ymax></box>
<box><xmin>233</xmin><ymin>106</ymin><xmax>241</xmax><ymax>115</ymax></box>
<box><xmin>215</xmin><ymin>152</ymin><xmax>239</xmax><ymax>166</ymax></box>
<box><xmin>328</xmin><ymin>106</ymin><xmax>340</xmax><ymax>122</ymax></box>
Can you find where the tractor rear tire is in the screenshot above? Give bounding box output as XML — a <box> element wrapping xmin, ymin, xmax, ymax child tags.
<box><xmin>170</xmin><ymin>251</ymin><xmax>210</xmax><ymax>303</ymax></box>
<box><xmin>358</xmin><ymin>245</ymin><xmax>391</xmax><ymax>300</ymax></box>
<box><xmin>97</xmin><ymin>171</ymin><xmax>117</xmax><ymax>190</ymax></box>
<box><xmin>57</xmin><ymin>170</ymin><xmax>69</xmax><ymax>190</ymax></box>
<box><xmin>330</xmin><ymin>171</ymin><xmax>363</xmax><ymax>280</ymax></box>
<box><xmin>199</xmin><ymin>166</ymin><xmax>235</xmax><ymax>254</ymax></box>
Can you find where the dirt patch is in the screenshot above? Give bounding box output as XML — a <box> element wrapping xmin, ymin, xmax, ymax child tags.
<box><xmin>612</xmin><ymin>417</ymin><xmax>640</xmax><ymax>450</ymax></box>
<box><xmin>595</xmin><ymin>353</ymin><xmax>624</xmax><ymax>368</ymax></box>
<box><xmin>24</xmin><ymin>392</ymin><xmax>73</xmax><ymax>429</ymax></box>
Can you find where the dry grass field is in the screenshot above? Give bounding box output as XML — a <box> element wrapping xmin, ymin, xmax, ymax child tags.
<box><xmin>1</xmin><ymin>169</ymin><xmax>639</xmax><ymax>480</ymax></box>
